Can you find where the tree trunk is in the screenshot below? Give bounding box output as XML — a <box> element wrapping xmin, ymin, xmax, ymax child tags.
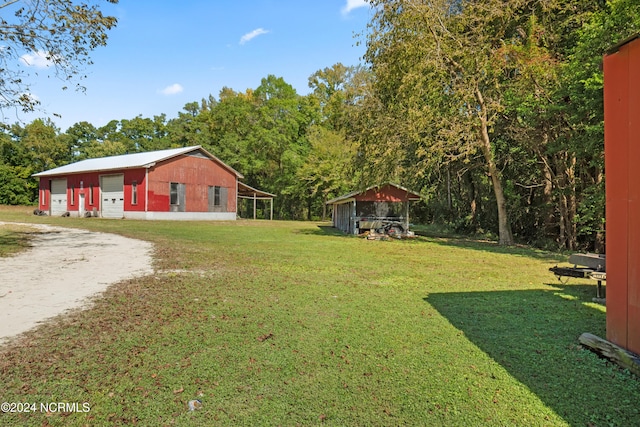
<box><xmin>567</xmin><ymin>154</ymin><xmax>577</xmax><ymax>250</ymax></box>
<box><xmin>594</xmin><ymin>169</ymin><xmax>605</xmax><ymax>253</ymax></box>
<box><xmin>321</xmin><ymin>194</ymin><xmax>327</xmax><ymax>221</ymax></box>
<box><xmin>533</xmin><ymin>142</ymin><xmax>579</xmax><ymax>250</ymax></box>
<box><xmin>465</xmin><ymin>171</ymin><xmax>479</xmax><ymax>226</ymax></box>
<box><xmin>476</xmin><ymin>87</ymin><xmax>513</xmax><ymax>246</ymax></box>
<box><xmin>539</xmin><ymin>134</ymin><xmax>555</xmax><ymax>239</ymax></box>
<box><xmin>555</xmin><ymin>152</ymin><xmax>577</xmax><ymax>250</ymax></box>
<box><xmin>446</xmin><ymin>166</ymin><xmax>453</xmax><ymax>212</ymax></box>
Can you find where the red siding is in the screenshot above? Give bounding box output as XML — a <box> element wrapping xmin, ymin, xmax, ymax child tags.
<box><xmin>124</xmin><ymin>170</ymin><xmax>147</xmax><ymax>212</ymax></box>
<box><xmin>39</xmin><ymin>170</ymin><xmax>148</xmax><ymax>214</ymax></box>
<box><xmin>39</xmin><ymin>173</ymin><xmax>102</xmax><ymax>213</ymax></box>
<box><xmin>38</xmin><ymin>180</ymin><xmax>46</xmax><ymax>211</ymax></box>
<box><xmin>604</xmin><ymin>36</ymin><xmax>640</xmax><ymax>354</ymax></box>
<box><xmin>354</xmin><ymin>184</ymin><xmax>420</xmax><ymax>202</ymax></box>
<box><xmin>37</xmin><ymin>152</ymin><xmax>238</xmax><ymax>215</ymax></box>
<box><xmin>147</xmin><ymin>154</ymin><xmax>237</xmax><ymax>212</ymax></box>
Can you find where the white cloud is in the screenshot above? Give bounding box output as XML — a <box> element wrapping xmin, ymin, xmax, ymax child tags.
<box><xmin>341</xmin><ymin>0</ymin><xmax>369</xmax><ymax>15</ymax></box>
<box><xmin>159</xmin><ymin>83</ymin><xmax>184</xmax><ymax>95</ymax></box>
<box><xmin>239</xmin><ymin>28</ymin><xmax>269</xmax><ymax>45</ymax></box>
<box><xmin>20</xmin><ymin>50</ymin><xmax>55</xmax><ymax>68</ymax></box>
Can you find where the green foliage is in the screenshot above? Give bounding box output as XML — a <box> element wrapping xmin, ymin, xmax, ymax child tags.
<box><xmin>81</xmin><ymin>139</ymin><xmax>128</xmax><ymax>158</ymax></box>
<box><xmin>350</xmin><ymin>0</ymin><xmax>639</xmax><ymax>250</ymax></box>
<box><xmin>296</xmin><ymin>125</ymin><xmax>358</xmax><ymax>219</ymax></box>
<box><xmin>0</xmin><ymin>164</ymin><xmax>34</xmax><ymax>205</ymax></box>
<box><xmin>0</xmin><ymin>119</ymin><xmax>72</xmax><ymax>204</ymax></box>
<box><xmin>11</xmin><ymin>119</ymin><xmax>71</xmax><ymax>171</ymax></box>
<box><xmin>360</xmin><ymin>0</ymin><xmax>576</xmax><ymax>245</ymax></box>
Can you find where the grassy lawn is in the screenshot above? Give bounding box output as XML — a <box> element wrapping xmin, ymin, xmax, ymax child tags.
<box><xmin>0</xmin><ymin>207</ymin><xmax>638</xmax><ymax>426</ymax></box>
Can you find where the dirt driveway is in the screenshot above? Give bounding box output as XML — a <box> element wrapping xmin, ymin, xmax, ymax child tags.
<box><xmin>0</xmin><ymin>223</ymin><xmax>154</xmax><ymax>344</ymax></box>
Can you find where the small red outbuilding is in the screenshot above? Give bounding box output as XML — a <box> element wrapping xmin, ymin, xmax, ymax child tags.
<box><xmin>604</xmin><ymin>34</ymin><xmax>640</xmax><ymax>355</ymax></box>
<box><xmin>326</xmin><ymin>183</ymin><xmax>421</xmax><ymax>235</ymax></box>
<box><xmin>34</xmin><ymin>146</ymin><xmax>245</xmax><ymax>220</ymax></box>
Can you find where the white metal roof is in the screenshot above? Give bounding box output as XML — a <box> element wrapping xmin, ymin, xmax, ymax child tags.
<box><xmin>33</xmin><ymin>146</ymin><xmax>243</xmax><ymax>178</ymax></box>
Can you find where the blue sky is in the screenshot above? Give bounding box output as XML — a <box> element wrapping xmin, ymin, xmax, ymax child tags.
<box><xmin>15</xmin><ymin>0</ymin><xmax>373</xmax><ymax>131</ymax></box>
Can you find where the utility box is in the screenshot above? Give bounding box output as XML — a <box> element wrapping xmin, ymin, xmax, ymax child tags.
<box><xmin>603</xmin><ymin>34</ymin><xmax>640</xmax><ymax>355</ymax></box>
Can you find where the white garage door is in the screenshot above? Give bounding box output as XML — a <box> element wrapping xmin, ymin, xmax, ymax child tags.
<box><xmin>50</xmin><ymin>179</ymin><xmax>68</xmax><ymax>216</ymax></box>
<box><xmin>101</xmin><ymin>174</ymin><xmax>124</xmax><ymax>218</ymax></box>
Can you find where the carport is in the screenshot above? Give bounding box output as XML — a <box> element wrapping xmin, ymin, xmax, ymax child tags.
<box><xmin>237</xmin><ymin>182</ymin><xmax>275</xmax><ymax>220</ymax></box>
<box><xmin>326</xmin><ymin>183</ymin><xmax>421</xmax><ymax>235</ymax></box>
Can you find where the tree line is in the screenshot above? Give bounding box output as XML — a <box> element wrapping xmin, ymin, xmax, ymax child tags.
<box><xmin>0</xmin><ymin>70</ymin><xmax>364</xmax><ymax>222</ymax></box>
<box><xmin>1</xmin><ymin>0</ymin><xmax>638</xmax><ymax>250</ymax></box>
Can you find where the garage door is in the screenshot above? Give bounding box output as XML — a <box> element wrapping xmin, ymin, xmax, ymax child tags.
<box><xmin>50</xmin><ymin>179</ymin><xmax>68</xmax><ymax>216</ymax></box>
<box><xmin>101</xmin><ymin>174</ymin><xmax>124</xmax><ymax>218</ymax></box>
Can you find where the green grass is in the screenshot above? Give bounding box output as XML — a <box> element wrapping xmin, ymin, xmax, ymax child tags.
<box><xmin>0</xmin><ymin>207</ymin><xmax>637</xmax><ymax>426</ymax></box>
<box><xmin>0</xmin><ymin>222</ymin><xmax>38</xmax><ymax>257</ymax></box>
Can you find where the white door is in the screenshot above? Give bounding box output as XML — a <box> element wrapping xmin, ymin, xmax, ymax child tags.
<box><xmin>100</xmin><ymin>174</ymin><xmax>124</xmax><ymax>218</ymax></box>
<box><xmin>79</xmin><ymin>193</ymin><xmax>85</xmax><ymax>217</ymax></box>
<box><xmin>50</xmin><ymin>179</ymin><xmax>68</xmax><ymax>216</ymax></box>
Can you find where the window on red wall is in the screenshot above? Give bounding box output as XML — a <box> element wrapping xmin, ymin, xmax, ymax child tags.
<box><xmin>170</xmin><ymin>182</ymin><xmax>179</xmax><ymax>205</ymax></box>
<box><xmin>132</xmin><ymin>180</ymin><xmax>138</xmax><ymax>205</ymax></box>
<box><xmin>208</xmin><ymin>186</ymin><xmax>228</xmax><ymax>212</ymax></box>
<box><xmin>90</xmin><ymin>184</ymin><xmax>94</xmax><ymax>205</ymax></box>
<box><xmin>71</xmin><ymin>185</ymin><xmax>75</xmax><ymax>205</ymax></box>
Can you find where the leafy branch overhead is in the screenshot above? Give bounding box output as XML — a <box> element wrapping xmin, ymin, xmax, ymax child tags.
<box><xmin>0</xmin><ymin>0</ymin><xmax>118</xmax><ymax>112</ymax></box>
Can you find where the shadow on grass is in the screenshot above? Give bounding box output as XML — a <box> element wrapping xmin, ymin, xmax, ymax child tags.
<box><xmin>0</xmin><ymin>232</ymin><xmax>33</xmax><ymax>257</ymax></box>
<box><xmin>425</xmin><ymin>288</ymin><xmax>640</xmax><ymax>425</ymax></box>
<box><xmin>428</xmin><ymin>237</ymin><xmax>566</xmax><ymax>262</ymax></box>
<box><xmin>294</xmin><ymin>224</ymin><xmax>351</xmax><ymax>237</ymax></box>
<box><xmin>544</xmin><ymin>280</ymin><xmax>606</xmax><ymax>302</ymax></box>
<box><xmin>411</xmin><ymin>225</ymin><xmax>567</xmax><ymax>262</ymax></box>
<box><xmin>304</xmin><ymin>224</ymin><xmax>566</xmax><ymax>264</ymax></box>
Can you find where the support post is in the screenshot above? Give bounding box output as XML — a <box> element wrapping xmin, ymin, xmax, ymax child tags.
<box><xmin>405</xmin><ymin>201</ymin><xmax>410</xmax><ymax>231</ymax></box>
<box><xmin>352</xmin><ymin>200</ymin><xmax>357</xmax><ymax>235</ymax></box>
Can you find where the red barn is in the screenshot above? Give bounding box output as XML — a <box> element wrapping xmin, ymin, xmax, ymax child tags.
<box><xmin>33</xmin><ymin>146</ymin><xmax>246</xmax><ymax>220</ymax></box>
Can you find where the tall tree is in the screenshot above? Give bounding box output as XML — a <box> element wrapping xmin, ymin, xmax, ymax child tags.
<box><xmin>308</xmin><ymin>63</ymin><xmax>370</xmax><ymax>131</ymax></box>
<box><xmin>0</xmin><ymin>130</ymin><xmax>34</xmax><ymax>203</ymax></box>
<box><xmin>64</xmin><ymin>121</ymin><xmax>99</xmax><ymax>159</ymax></box>
<box><xmin>252</xmin><ymin>75</ymin><xmax>311</xmax><ymax>219</ymax></box>
<box><xmin>297</xmin><ymin>125</ymin><xmax>357</xmax><ymax>220</ymax></box>
<box><xmin>557</xmin><ymin>0</ymin><xmax>640</xmax><ymax>250</ymax></box>
<box><xmin>12</xmin><ymin>118</ymin><xmax>70</xmax><ymax>171</ymax></box>
<box><xmin>362</xmin><ymin>0</ymin><xmax>570</xmax><ymax>245</ymax></box>
<box><xmin>201</xmin><ymin>88</ymin><xmax>256</xmax><ymax>177</ymax></box>
<box><xmin>0</xmin><ymin>0</ymin><xmax>118</xmax><ymax>114</ymax></box>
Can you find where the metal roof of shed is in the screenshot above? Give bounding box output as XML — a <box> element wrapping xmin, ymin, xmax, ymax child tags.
<box><xmin>33</xmin><ymin>145</ymin><xmax>243</xmax><ymax>178</ymax></box>
<box><xmin>238</xmin><ymin>181</ymin><xmax>276</xmax><ymax>198</ymax></box>
<box><xmin>326</xmin><ymin>183</ymin><xmax>422</xmax><ymax>205</ymax></box>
